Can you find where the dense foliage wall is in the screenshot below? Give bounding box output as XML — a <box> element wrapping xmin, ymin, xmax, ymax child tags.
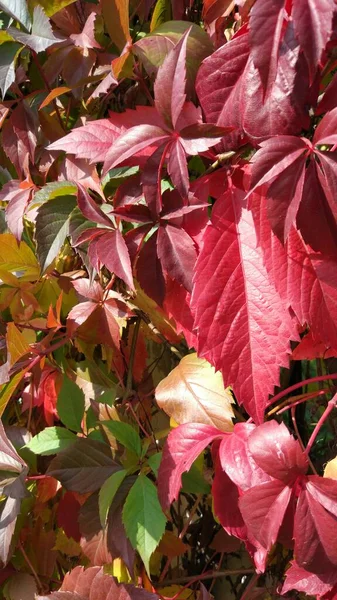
<box><xmin>1</xmin><ymin>0</ymin><xmax>337</xmax><ymax>598</ymax></box>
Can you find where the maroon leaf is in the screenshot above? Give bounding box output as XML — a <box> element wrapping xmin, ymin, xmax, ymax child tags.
<box><xmin>88</xmin><ymin>229</ymin><xmax>134</xmax><ymax>290</ymax></box>
<box><xmin>158</xmin><ymin>423</ymin><xmax>223</xmax><ymax>511</ymax></box>
<box><xmin>292</xmin><ymin>0</ymin><xmax>335</xmax><ymax>81</ymax></box>
<box><xmin>76</xmin><ymin>184</ymin><xmax>112</xmax><ymax>227</ymax></box>
<box><xmin>154</xmin><ymin>28</ymin><xmax>190</xmax><ymax>129</ymax></box>
<box><xmin>47</xmin><ymin>439</ymin><xmax>122</xmax><ymax>493</ymax></box>
<box><xmin>191</xmin><ymin>185</ymin><xmax>297</xmax><ymax>424</ymax></box>
<box><xmin>157</xmin><ymin>224</ymin><xmax>196</xmax><ymax>292</ymax></box>
<box><xmin>136</xmin><ymin>232</ymin><xmax>166</xmax><ymax>306</ymax></box>
<box><xmin>212</xmin><ymin>456</ymin><xmax>247</xmax><ymax>540</ymax></box>
<box><xmin>167</xmin><ymin>140</ymin><xmax>189</xmax><ymax>199</ymax></box>
<box><xmin>249</xmin><ymin>0</ymin><xmax>286</xmax><ymax>94</ymax></box>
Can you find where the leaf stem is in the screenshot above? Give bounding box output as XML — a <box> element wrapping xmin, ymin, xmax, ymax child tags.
<box><xmin>305</xmin><ymin>393</ymin><xmax>337</xmax><ymax>456</ymax></box>
<box><xmin>18</xmin><ymin>540</ymin><xmax>43</xmax><ymax>592</ymax></box>
<box><xmin>268</xmin><ymin>374</ymin><xmax>337</xmax><ymax>407</ymax></box>
<box><xmin>159</xmin><ymin>569</ymin><xmax>255</xmax><ymax>587</ymax></box>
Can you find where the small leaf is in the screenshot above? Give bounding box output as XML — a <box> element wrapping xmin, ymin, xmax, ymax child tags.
<box><xmin>57</xmin><ymin>376</ymin><xmax>85</xmax><ymax>433</ymax></box>
<box><xmin>101</xmin><ymin>0</ymin><xmax>131</xmax><ymax>51</ymax></box>
<box><xmin>26</xmin><ymin>427</ymin><xmax>77</xmax><ymax>456</ymax></box>
<box><xmin>6</xmin><ymin>322</ymin><xmax>31</xmax><ymax>367</ymax></box>
<box><xmin>102</xmin><ymin>421</ymin><xmax>142</xmax><ymax>457</ymax></box>
<box><xmin>122</xmin><ymin>474</ymin><xmax>166</xmax><ymax>574</ymax></box>
<box><xmin>0</xmin><ymin>233</ymin><xmax>39</xmax><ymax>281</ymax></box>
<box><xmin>0</xmin><ymin>42</ymin><xmax>22</xmax><ymax>98</ymax></box>
<box><xmin>35</xmin><ymin>195</ymin><xmax>77</xmax><ymax>271</ymax></box>
<box><xmin>99</xmin><ymin>469</ymin><xmax>127</xmax><ymax>527</ymax></box>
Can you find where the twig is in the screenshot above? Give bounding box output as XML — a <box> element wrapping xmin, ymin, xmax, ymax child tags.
<box><xmin>268</xmin><ymin>374</ymin><xmax>337</xmax><ymax>407</ymax></box>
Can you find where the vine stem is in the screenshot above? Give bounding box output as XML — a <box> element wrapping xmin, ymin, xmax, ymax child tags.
<box><xmin>305</xmin><ymin>393</ymin><xmax>337</xmax><ymax>456</ymax></box>
<box><xmin>267</xmin><ymin>373</ymin><xmax>337</xmax><ymax>407</ymax></box>
<box><xmin>18</xmin><ymin>541</ymin><xmax>43</xmax><ymax>592</ymax></box>
<box><xmin>267</xmin><ymin>389</ymin><xmax>328</xmax><ymax>416</ymax></box>
<box><xmin>159</xmin><ymin>569</ymin><xmax>256</xmax><ymax>587</ymax></box>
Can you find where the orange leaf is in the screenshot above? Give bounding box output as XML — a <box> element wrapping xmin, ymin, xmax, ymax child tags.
<box><xmin>101</xmin><ymin>0</ymin><xmax>131</xmax><ymax>51</ymax></box>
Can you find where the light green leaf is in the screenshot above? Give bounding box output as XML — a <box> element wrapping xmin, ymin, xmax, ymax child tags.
<box><xmin>122</xmin><ymin>474</ymin><xmax>166</xmax><ymax>574</ymax></box>
<box><xmin>29</xmin><ymin>181</ymin><xmax>77</xmax><ymax>210</ymax></box>
<box><xmin>25</xmin><ymin>427</ymin><xmax>77</xmax><ymax>455</ymax></box>
<box><xmin>0</xmin><ymin>0</ymin><xmax>31</xmax><ymax>29</ymax></box>
<box><xmin>147</xmin><ymin>452</ymin><xmax>162</xmax><ymax>478</ymax></box>
<box><xmin>99</xmin><ymin>468</ymin><xmax>127</xmax><ymax>527</ymax></box>
<box><xmin>0</xmin><ymin>41</ymin><xmax>22</xmax><ymax>98</ymax></box>
<box><xmin>102</xmin><ymin>421</ymin><xmax>142</xmax><ymax>457</ymax></box>
<box><xmin>57</xmin><ymin>376</ymin><xmax>85</xmax><ymax>433</ymax></box>
<box><xmin>28</xmin><ymin>0</ymin><xmax>76</xmax><ymax>17</ymax></box>
<box><xmin>150</xmin><ymin>0</ymin><xmax>171</xmax><ymax>31</ymax></box>
<box><xmin>35</xmin><ymin>195</ymin><xmax>77</xmax><ymax>271</ymax></box>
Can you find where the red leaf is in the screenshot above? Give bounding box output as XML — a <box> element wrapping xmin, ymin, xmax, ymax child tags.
<box><xmin>67</xmin><ymin>301</ymin><xmax>98</xmax><ymax>337</ymax></box>
<box><xmin>164</xmin><ymin>278</ymin><xmax>197</xmax><ymax>348</ymax></box>
<box><xmin>292</xmin><ymin>0</ymin><xmax>335</xmax><ymax>81</ymax></box>
<box><xmin>57</xmin><ymin>492</ymin><xmax>81</xmax><ymax>542</ymax></box>
<box><xmin>154</xmin><ymin>28</ymin><xmax>190</xmax><ymax>129</ymax></box>
<box><xmin>158</xmin><ymin>423</ymin><xmax>223</xmax><ymax>510</ymax></box>
<box><xmin>282</xmin><ymin>561</ymin><xmax>337</xmax><ymax>597</ymax></box>
<box><xmin>167</xmin><ymin>140</ymin><xmax>189</xmax><ymax>199</ymax></box>
<box><xmin>292</xmin><ymin>331</ymin><xmax>337</xmax><ymax>360</ymax></box>
<box><xmin>191</xmin><ymin>186</ymin><xmax>297</xmax><ymax>424</ymax></box>
<box><xmin>136</xmin><ymin>232</ymin><xmax>166</xmax><ymax>306</ymax></box>
<box><xmin>249</xmin><ymin>0</ymin><xmax>286</xmax><ymax>94</ymax></box>
<box><xmin>294</xmin><ymin>488</ymin><xmax>337</xmax><ymax>573</ymax></box>
<box><xmin>212</xmin><ymin>456</ymin><xmax>247</xmax><ymax>540</ymax></box>
<box><xmin>239</xmin><ymin>479</ymin><xmax>293</xmax><ymax>553</ymax></box>
<box><xmin>76</xmin><ymin>184</ymin><xmax>112</xmax><ymax>227</ymax></box>
<box><xmin>48</xmin><ymin>119</ymin><xmax>122</xmax><ymax>163</ymax></box>
<box><xmin>286</xmin><ymin>227</ymin><xmax>337</xmax><ymax>349</ymax></box>
<box><xmin>0</xmin><ymin>181</ymin><xmax>33</xmax><ymax>241</ymax></box>
<box><xmin>103</xmin><ymin>125</ymin><xmax>169</xmax><ymax>175</ymax></box>
<box><xmin>219</xmin><ymin>423</ymin><xmax>271</xmax><ymax>491</ymax></box>
<box><xmin>247</xmin><ymin>421</ymin><xmax>308</xmax><ymax>484</ymax></box>
<box><xmin>88</xmin><ymin>229</ymin><xmax>134</xmax><ymax>290</ymax></box>
<box><xmin>157</xmin><ymin>224</ymin><xmax>196</xmax><ymax>292</ymax></box>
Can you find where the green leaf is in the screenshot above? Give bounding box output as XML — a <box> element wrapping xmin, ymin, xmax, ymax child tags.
<box><xmin>122</xmin><ymin>474</ymin><xmax>166</xmax><ymax>574</ymax></box>
<box><xmin>25</xmin><ymin>427</ymin><xmax>77</xmax><ymax>456</ymax></box>
<box><xmin>182</xmin><ymin>464</ymin><xmax>210</xmax><ymax>495</ymax></box>
<box><xmin>147</xmin><ymin>452</ymin><xmax>162</xmax><ymax>478</ymax></box>
<box><xmin>28</xmin><ymin>0</ymin><xmax>77</xmax><ymax>17</ymax></box>
<box><xmin>0</xmin><ymin>41</ymin><xmax>22</xmax><ymax>97</ymax></box>
<box><xmin>35</xmin><ymin>195</ymin><xmax>77</xmax><ymax>271</ymax></box>
<box><xmin>102</xmin><ymin>421</ymin><xmax>142</xmax><ymax>457</ymax></box>
<box><xmin>150</xmin><ymin>0</ymin><xmax>171</xmax><ymax>31</ymax></box>
<box><xmin>57</xmin><ymin>376</ymin><xmax>85</xmax><ymax>433</ymax></box>
<box><xmin>99</xmin><ymin>468</ymin><xmax>127</xmax><ymax>527</ymax></box>
<box><xmin>0</xmin><ymin>0</ymin><xmax>31</xmax><ymax>29</ymax></box>
<box><xmin>29</xmin><ymin>181</ymin><xmax>77</xmax><ymax>209</ymax></box>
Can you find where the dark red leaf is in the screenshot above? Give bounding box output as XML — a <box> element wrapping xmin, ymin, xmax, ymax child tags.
<box><xmin>57</xmin><ymin>492</ymin><xmax>81</xmax><ymax>542</ymax></box>
<box><xmin>212</xmin><ymin>456</ymin><xmax>247</xmax><ymax>540</ymax></box>
<box><xmin>88</xmin><ymin>229</ymin><xmax>134</xmax><ymax>290</ymax></box>
<box><xmin>157</xmin><ymin>224</ymin><xmax>196</xmax><ymax>292</ymax></box>
<box><xmin>167</xmin><ymin>140</ymin><xmax>189</xmax><ymax>199</ymax></box>
<box><xmin>136</xmin><ymin>232</ymin><xmax>166</xmax><ymax>306</ymax></box>
<box><xmin>76</xmin><ymin>184</ymin><xmax>112</xmax><ymax>227</ymax></box>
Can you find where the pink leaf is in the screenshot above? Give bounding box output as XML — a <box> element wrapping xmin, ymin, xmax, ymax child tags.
<box><xmin>157</xmin><ymin>224</ymin><xmax>196</xmax><ymax>292</ymax></box>
<box><xmin>67</xmin><ymin>301</ymin><xmax>98</xmax><ymax>337</ymax></box>
<box><xmin>282</xmin><ymin>561</ymin><xmax>337</xmax><ymax>597</ymax></box>
<box><xmin>48</xmin><ymin>120</ymin><xmax>122</xmax><ymax>163</ymax></box>
<box><xmin>191</xmin><ymin>186</ymin><xmax>296</xmax><ymax>424</ymax></box>
<box><xmin>154</xmin><ymin>28</ymin><xmax>190</xmax><ymax>129</ymax></box>
<box><xmin>247</xmin><ymin>421</ymin><xmax>308</xmax><ymax>483</ymax></box>
<box><xmin>212</xmin><ymin>456</ymin><xmax>247</xmax><ymax>540</ymax></box>
<box><xmin>158</xmin><ymin>423</ymin><xmax>223</xmax><ymax>511</ymax></box>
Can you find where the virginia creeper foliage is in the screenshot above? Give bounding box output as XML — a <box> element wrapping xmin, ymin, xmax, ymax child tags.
<box><xmin>0</xmin><ymin>0</ymin><xmax>337</xmax><ymax>598</ymax></box>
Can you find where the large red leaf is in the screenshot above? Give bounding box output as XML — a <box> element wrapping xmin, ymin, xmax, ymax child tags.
<box><xmin>157</xmin><ymin>423</ymin><xmax>223</xmax><ymax>510</ymax></box>
<box><xmin>282</xmin><ymin>561</ymin><xmax>337</xmax><ymax>597</ymax></box>
<box><xmin>247</xmin><ymin>421</ymin><xmax>308</xmax><ymax>484</ymax></box>
<box><xmin>48</xmin><ymin>119</ymin><xmax>122</xmax><ymax>163</ymax></box>
<box><xmin>191</xmin><ymin>185</ymin><xmax>296</xmax><ymax>424</ymax></box>
<box><xmin>157</xmin><ymin>224</ymin><xmax>196</xmax><ymax>292</ymax></box>
<box><xmin>249</xmin><ymin>0</ymin><xmax>286</xmax><ymax>94</ymax></box>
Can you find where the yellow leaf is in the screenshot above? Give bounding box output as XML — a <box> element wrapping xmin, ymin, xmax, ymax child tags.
<box><xmin>324</xmin><ymin>456</ymin><xmax>337</xmax><ymax>479</ymax></box>
<box><xmin>6</xmin><ymin>322</ymin><xmax>31</xmax><ymax>366</ymax></box>
<box><xmin>0</xmin><ymin>234</ymin><xmax>39</xmax><ymax>281</ymax></box>
<box><xmin>28</xmin><ymin>0</ymin><xmax>77</xmax><ymax>17</ymax></box>
<box><xmin>54</xmin><ymin>530</ymin><xmax>81</xmax><ymax>556</ymax></box>
<box><xmin>133</xmin><ymin>283</ymin><xmax>181</xmax><ymax>345</ymax></box>
<box><xmin>0</xmin><ymin>371</ymin><xmax>25</xmax><ymax>417</ymax></box>
<box><xmin>156</xmin><ymin>353</ymin><xmax>235</xmax><ymax>432</ymax></box>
